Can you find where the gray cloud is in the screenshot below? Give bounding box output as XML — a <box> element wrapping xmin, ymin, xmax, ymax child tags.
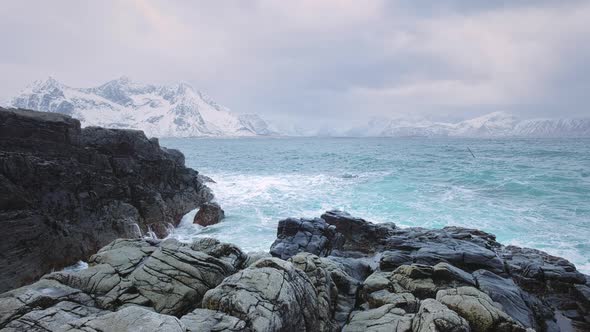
<box><xmin>1</xmin><ymin>0</ymin><xmax>589</xmax><ymax>129</ymax></box>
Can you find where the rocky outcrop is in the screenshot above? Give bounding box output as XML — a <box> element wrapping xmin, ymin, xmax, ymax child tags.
<box><xmin>1</xmin><ymin>205</ymin><xmax>589</xmax><ymax>331</ymax></box>
<box><xmin>270</xmin><ymin>210</ymin><xmax>590</xmax><ymax>331</ymax></box>
<box><xmin>270</xmin><ymin>217</ymin><xmax>343</xmax><ymax>259</ymax></box>
<box><xmin>194</xmin><ymin>202</ymin><xmax>225</xmax><ymax>226</ymax></box>
<box><xmin>202</xmin><ymin>258</ymin><xmax>321</xmax><ymax>331</ymax></box>
<box><xmin>0</xmin><ymin>107</ymin><xmax>213</xmax><ymax>292</ymax></box>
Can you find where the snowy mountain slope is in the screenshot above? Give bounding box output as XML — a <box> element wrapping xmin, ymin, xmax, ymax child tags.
<box><xmin>7</xmin><ymin>77</ymin><xmax>274</xmax><ymax>137</ymax></box>
<box><xmin>356</xmin><ymin>111</ymin><xmax>590</xmax><ymax>137</ymax></box>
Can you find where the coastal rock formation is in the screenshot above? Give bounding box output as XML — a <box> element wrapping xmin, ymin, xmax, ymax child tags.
<box><xmin>0</xmin><ymin>107</ymin><xmax>213</xmax><ymax>292</ymax></box>
<box><xmin>202</xmin><ymin>257</ymin><xmax>321</xmax><ymax>332</ymax></box>
<box><xmin>193</xmin><ymin>202</ymin><xmax>225</xmax><ymax>226</ymax></box>
<box><xmin>1</xmin><ymin>205</ymin><xmax>589</xmax><ymax>331</ymax></box>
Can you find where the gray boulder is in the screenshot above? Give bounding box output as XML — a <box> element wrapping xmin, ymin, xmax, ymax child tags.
<box><xmin>412</xmin><ymin>298</ymin><xmax>470</xmax><ymax>332</ymax></box>
<box><xmin>61</xmin><ymin>306</ymin><xmax>185</xmax><ymax>331</ymax></box>
<box><xmin>1</xmin><ymin>301</ymin><xmax>106</xmax><ymax>332</ymax></box>
<box><xmin>180</xmin><ymin>308</ymin><xmax>248</xmax><ymax>332</ymax></box>
<box><xmin>202</xmin><ymin>258</ymin><xmax>320</xmax><ymax>332</ymax></box>
<box><xmin>436</xmin><ymin>287</ymin><xmax>526</xmax><ymax>332</ymax></box>
<box><xmin>0</xmin><ymin>279</ymin><xmax>95</xmax><ymax>329</ymax></box>
<box><xmin>126</xmin><ymin>238</ymin><xmax>237</xmax><ymax>316</ymax></box>
<box><xmin>366</xmin><ymin>290</ymin><xmax>419</xmax><ymax>312</ymax></box>
<box><xmin>343</xmin><ymin>305</ymin><xmax>413</xmax><ymax>332</ymax></box>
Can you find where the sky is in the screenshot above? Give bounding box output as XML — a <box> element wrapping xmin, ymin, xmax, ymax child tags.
<box><xmin>1</xmin><ymin>0</ymin><xmax>589</xmax><ymax>128</ymax></box>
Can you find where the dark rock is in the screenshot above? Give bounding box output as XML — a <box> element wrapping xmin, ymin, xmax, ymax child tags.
<box><xmin>193</xmin><ymin>202</ymin><xmax>225</xmax><ymax>226</ymax></box>
<box><xmin>473</xmin><ymin>269</ymin><xmax>537</xmax><ymax>329</ymax></box>
<box><xmin>321</xmin><ymin>210</ymin><xmax>396</xmax><ymax>254</ymax></box>
<box><xmin>433</xmin><ymin>262</ymin><xmax>476</xmax><ymax>287</ymax></box>
<box><xmin>197</xmin><ymin>173</ymin><xmax>217</xmax><ymax>183</ymax></box>
<box><xmin>270</xmin><ymin>217</ymin><xmax>343</xmax><ymax>260</ymax></box>
<box><xmin>0</xmin><ymin>107</ymin><xmax>213</xmax><ymax>292</ymax></box>
<box><xmin>501</xmin><ymin>245</ymin><xmax>587</xmax><ymax>288</ymax></box>
<box><xmin>379</xmin><ymin>251</ymin><xmax>413</xmax><ymax>271</ymax></box>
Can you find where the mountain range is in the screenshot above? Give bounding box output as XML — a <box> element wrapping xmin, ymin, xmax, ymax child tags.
<box><xmin>5</xmin><ymin>77</ymin><xmax>589</xmax><ymax>138</ymax></box>
<box><xmin>344</xmin><ymin>112</ymin><xmax>590</xmax><ymax>138</ymax></box>
<box><xmin>6</xmin><ymin>77</ymin><xmax>273</xmax><ymax>137</ymax></box>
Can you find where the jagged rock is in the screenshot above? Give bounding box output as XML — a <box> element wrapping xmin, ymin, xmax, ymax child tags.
<box><xmin>326</xmin><ymin>255</ymin><xmax>374</xmax><ymax>281</ymax></box>
<box><xmin>61</xmin><ymin>306</ymin><xmax>185</xmax><ymax>331</ymax></box>
<box><xmin>412</xmin><ymin>298</ymin><xmax>470</xmax><ymax>332</ymax></box>
<box><xmin>473</xmin><ymin>270</ymin><xmax>537</xmax><ymax>329</ymax></box>
<box><xmin>270</xmin><ymin>217</ymin><xmax>343</xmax><ymax>260</ymax></box>
<box><xmin>202</xmin><ymin>258</ymin><xmax>320</xmax><ymax>332</ymax></box>
<box><xmin>180</xmin><ymin>308</ymin><xmax>249</xmax><ymax>332</ymax></box>
<box><xmin>501</xmin><ymin>245</ymin><xmax>586</xmax><ymax>287</ymax></box>
<box><xmin>366</xmin><ymin>290</ymin><xmax>419</xmax><ymax>312</ymax></box>
<box><xmin>289</xmin><ymin>252</ymin><xmax>360</xmax><ymax>329</ymax></box>
<box><xmin>0</xmin><ymin>107</ymin><xmax>213</xmax><ymax>292</ymax></box>
<box><xmin>343</xmin><ymin>305</ymin><xmax>413</xmax><ymax>332</ymax></box>
<box><xmin>198</xmin><ymin>174</ymin><xmax>216</xmax><ymax>183</ymax></box>
<box><xmin>436</xmin><ymin>286</ymin><xmax>526</xmax><ymax>332</ymax></box>
<box><xmin>321</xmin><ymin>210</ymin><xmax>396</xmax><ymax>254</ymax></box>
<box><xmin>433</xmin><ymin>263</ymin><xmax>476</xmax><ymax>287</ymax></box>
<box><xmin>194</xmin><ymin>202</ymin><xmax>225</xmax><ymax>226</ymax></box>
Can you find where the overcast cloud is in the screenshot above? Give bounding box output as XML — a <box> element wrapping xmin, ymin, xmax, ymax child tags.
<box><xmin>1</xmin><ymin>0</ymin><xmax>589</xmax><ymax>128</ymax></box>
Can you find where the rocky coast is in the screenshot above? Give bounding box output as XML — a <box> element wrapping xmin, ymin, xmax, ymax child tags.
<box><xmin>1</xmin><ymin>108</ymin><xmax>589</xmax><ymax>331</ymax></box>
<box><xmin>0</xmin><ymin>107</ymin><xmax>213</xmax><ymax>292</ymax></box>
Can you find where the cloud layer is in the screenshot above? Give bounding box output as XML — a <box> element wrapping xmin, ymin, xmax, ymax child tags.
<box><xmin>1</xmin><ymin>0</ymin><xmax>589</xmax><ymax>128</ymax></box>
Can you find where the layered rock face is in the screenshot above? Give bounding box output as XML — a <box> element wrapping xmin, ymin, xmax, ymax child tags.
<box><xmin>0</xmin><ymin>107</ymin><xmax>213</xmax><ymax>292</ymax></box>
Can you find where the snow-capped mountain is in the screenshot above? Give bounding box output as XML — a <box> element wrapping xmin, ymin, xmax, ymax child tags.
<box><xmin>353</xmin><ymin>112</ymin><xmax>590</xmax><ymax>137</ymax></box>
<box><xmin>7</xmin><ymin>77</ymin><xmax>274</xmax><ymax>137</ymax></box>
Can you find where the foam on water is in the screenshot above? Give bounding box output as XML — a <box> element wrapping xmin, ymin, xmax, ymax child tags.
<box><xmin>163</xmin><ymin>137</ymin><xmax>590</xmax><ymax>272</ymax></box>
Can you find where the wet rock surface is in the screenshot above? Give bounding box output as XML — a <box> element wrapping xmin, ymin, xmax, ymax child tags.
<box><xmin>0</xmin><ymin>108</ymin><xmax>213</xmax><ymax>292</ymax></box>
<box><xmin>1</xmin><ymin>193</ymin><xmax>589</xmax><ymax>330</ymax></box>
<box><xmin>193</xmin><ymin>202</ymin><xmax>225</xmax><ymax>226</ymax></box>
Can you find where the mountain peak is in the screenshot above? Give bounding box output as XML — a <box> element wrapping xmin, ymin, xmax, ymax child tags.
<box><xmin>32</xmin><ymin>76</ymin><xmax>64</xmax><ymax>91</ymax></box>
<box><xmin>9</xmin><ymin>77</ymin><xmax>273</xmax><ymax>137</ymax></box>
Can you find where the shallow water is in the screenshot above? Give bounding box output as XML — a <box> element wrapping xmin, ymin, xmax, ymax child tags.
<box><xmin>161</xmin><ymin>137</ymin><xmax>590</xmax><ymax>273</ymax></box>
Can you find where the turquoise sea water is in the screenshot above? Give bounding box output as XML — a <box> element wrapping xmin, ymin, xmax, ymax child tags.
<box><xmin>160</xmin><ymin>137</ymin><xmax>590</xmax><ymax>273</ymax></box>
